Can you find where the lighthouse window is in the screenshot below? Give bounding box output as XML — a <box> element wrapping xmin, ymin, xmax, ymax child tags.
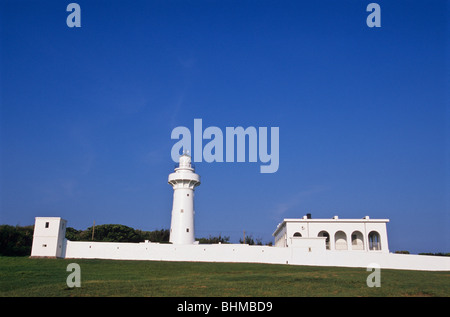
<box><xmin>181</xmin><ymin>209</ymin><xmax>184</xmax><ymax>213</ymax></box>
<box><xmin>186</xmin><ymin>228</ymin><xmax>189</xmax><ymax>232</ymax></box>
<box><xmin>187</xmin><ymin>194</ymin><xmax>189</xmax><ymax>196</ymax></box>
<box><xmin>45</xmin><ymin>222</ymin><xmax>49</xmax><ymax>228</ymax></box>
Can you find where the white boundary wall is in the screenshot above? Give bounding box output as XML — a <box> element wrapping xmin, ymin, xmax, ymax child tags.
<box><xmin>29</xmin><ymin>217</ymin><xmax>450</xmax><ymax>271</ymax></box>
<box><xmin>63</xmin><ymin>239</ymin><xmax>450</xmax><ymax>271</ymax></box>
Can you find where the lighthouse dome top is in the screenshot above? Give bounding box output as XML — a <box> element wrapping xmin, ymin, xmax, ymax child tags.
<box><xmin>173</xmin><ymin>152</ymin><xmax>196</xmax><ymax>173</ymax></box>
<box><xmin>179</xmin><ymin>153</ymin><xmax>192</xmax><ymax>168</ymax></box>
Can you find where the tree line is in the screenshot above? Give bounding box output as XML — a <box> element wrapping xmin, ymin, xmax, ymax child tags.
<box><xmin>0</xmin><ymin>225</ymin><xmax>34</xmax><ymax>256</ymax></box>
<box><xmin>66</xmin><ymin>224</ymin><xmax>170</xmax><ymax>243</ymax></box>
<box><xmin>0</xmin><ymin>224</ymin><xmax>232</xmax><ymax>256</ymax></box>
<box><xmin>2</xmin><ymin>224</ymin><xmax>448</xmax><ymax>257</ymax></box>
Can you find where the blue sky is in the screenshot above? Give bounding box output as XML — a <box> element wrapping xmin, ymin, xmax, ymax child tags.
<box><xmin>0</xmin><ymin>0</ymin><xmax>448</xmax><ymax>253</ymax></box>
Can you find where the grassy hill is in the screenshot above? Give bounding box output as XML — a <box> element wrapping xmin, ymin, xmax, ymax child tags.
<box><xmin>0</xmin><ymin>256</ymin><xmax>449</xmax><ymax>297</ymax></box>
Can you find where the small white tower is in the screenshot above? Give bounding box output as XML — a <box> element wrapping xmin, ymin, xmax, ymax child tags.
<box><xmin>30</xmin><ymin>217</ymin><xmax>67</xmax><ymax>258</ymax></box>
<box><xmin>168</xmin><ymin>153</ymin><xmax>201</xmax><ymax>244</ymax></box>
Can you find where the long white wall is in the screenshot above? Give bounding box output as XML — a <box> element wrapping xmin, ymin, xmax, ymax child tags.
<box><xmin>63</xmin><ymin>240</ymin><xmax>450</xmax><ymax>271</ymax></box>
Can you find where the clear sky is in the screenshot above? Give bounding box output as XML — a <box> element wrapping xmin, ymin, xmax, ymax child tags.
<box><xmin>0</xmin><ymin>0</ymin><xmax>448</xmax><ymax>253</ymax></box>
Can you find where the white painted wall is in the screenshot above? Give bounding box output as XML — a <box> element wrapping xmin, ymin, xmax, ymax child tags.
<box><xmin>288</xmin><ymin>237</ymin><xmax>326</xmax><ymax>253</ymax></box>
<box><xmin>274</xmin><ymin>223</ymin><xmax>286</xmax><ymax>247</ymax></box>
<box><xmin>64</xmin><ymin>240</ymin><xmax>290</xmax><ymax>264</ymax></box>
<box><xmin>62</xmin><ymin>239</ymin><xmax>450</xmax><ymax>271</ymax></box>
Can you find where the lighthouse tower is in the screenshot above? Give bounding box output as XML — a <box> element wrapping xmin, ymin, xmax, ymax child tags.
<box><xmin>168</xmin><ymin>153</ymin><xmax>201</xmax><ymax>244</ymax></box>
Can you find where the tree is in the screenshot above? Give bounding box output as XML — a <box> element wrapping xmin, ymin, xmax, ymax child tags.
<box><xmin>239</xmin><ymin>235</ymin><xmax>255</xmax><ymax>245</ymax></box>
<box><xmin>197</xmin><ymin>235</ymin><xmax>230</xmax><ymax>244</ymax></box>
<box><xmin>80</xmin><ymin>224</ymin><xmax>141</xmax><ymax>242</ymax></box>
<box><xmin>65</xmin><ymin>227</ymin><xmax>82</xmax><ymax>241</ymax></box>
<box><xmin>239</xmin><ymin>234</ymin><xmax>271</xmax><ymax>246</ymax></box>
<box><xmin>136</xmin><ymin>228</ymin><xmax>170</xmax><ymax>243</ymax></box>
<box><xmin>65</xmin><ymin>225</ymin><xmax>170</xmax><ymax>243</ymax></box>
<box><xmin>0</xmin><ymin>225</ymin><xmax>34</xmax><ymax>256</ymax></box>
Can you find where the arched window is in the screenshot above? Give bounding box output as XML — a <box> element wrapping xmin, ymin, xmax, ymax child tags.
<box><xmin>351</xmin><ymin>231</ymin><xmax>364</xmax><ymax>250</ymax></box>
<box><xmin>368</xmin><ymin>231</ymin><xmax>381</xmax><ymax>250</ymax></box>
<box><xmin>293</xmin><ymin>232</ymin><xmax>302</xmax><ymax>237</ymax></box>
<box><xmin>334</xmin><ymin>231</ymin><xmax>348</xmax><ymax>250</ymax></box>
<box><xmin>318</xmin><ymin>231</ymin><xmax>330</xmax><ymax>250</ymax></box>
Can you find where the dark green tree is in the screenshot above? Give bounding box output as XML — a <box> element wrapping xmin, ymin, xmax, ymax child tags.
<box><xmin>0</xmin><ymin>225</ymin><xmax>34</xmax><ymax>256</ymax></box>
<box><xmin>81</xmin><ymin>224</ymin><xmax>141</xmax><ymax>242</ymax></box>
<box><xmin>197</xmin><ymin>235</ymin><xmax>230</xmax><ymax>244</ymax></box>
<box><xmin>136</xmin><ymin>228</ymin><xmax>170</xmax><ymax>243</ymax></box>
<box><xmin>65</xmin><ymin>227</ymin><xmax>82</xmax><ymax>241</ymax></box>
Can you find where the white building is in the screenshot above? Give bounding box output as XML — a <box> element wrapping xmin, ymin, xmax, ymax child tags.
<box><xmin>29</xmin><ymin>155</ymin><xmax>450</xmax><ymax>271</ymax></box>
<box><xmin>30</xmin><ymin>217</ymin><xmax>67</xmax><ymax>258</ymax></box>
<box><xmin>273</xmin><ymin>215</ymin><xmax>389</xmax><ymax>253</ymax></box>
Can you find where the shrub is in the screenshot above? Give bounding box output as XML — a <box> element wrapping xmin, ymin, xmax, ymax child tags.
<box><xmin>0</xmin><ymin>225</ymin><xmax>34</xmax><ymax>256</ymax></box>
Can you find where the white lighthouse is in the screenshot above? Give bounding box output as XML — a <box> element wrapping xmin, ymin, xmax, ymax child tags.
<box><xmin>168</xmin><ymin>153</ymin><xmax>201</xmax><ymax>244</ymax></box>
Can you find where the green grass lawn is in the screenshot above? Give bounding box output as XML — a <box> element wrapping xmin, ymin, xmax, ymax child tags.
<box><xmin>0</xmin><ymin>256</ymin><xmax>449</xmax><ymax>297</ymax></box>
